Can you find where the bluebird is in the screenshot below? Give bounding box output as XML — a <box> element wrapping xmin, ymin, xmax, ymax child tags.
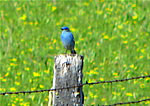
<box><xmin>61</xmin><ymin>26</ymin><xmax>76</xmax><ymax>54</ymax></box>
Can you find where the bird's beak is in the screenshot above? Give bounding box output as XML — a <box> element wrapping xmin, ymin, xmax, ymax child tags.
<box><xmin>61</xmin><ymin>28</ymin><xmax>63</xmax><ymax>30</ymax></box>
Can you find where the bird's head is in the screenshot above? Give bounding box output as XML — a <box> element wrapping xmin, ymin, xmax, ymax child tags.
<box><xmin>61</xmin><ymin>26</ymin><xmax>70</xmax><ymax>32</ymax></box>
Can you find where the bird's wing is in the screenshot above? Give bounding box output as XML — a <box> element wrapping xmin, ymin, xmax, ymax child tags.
<box><xmin>70</xmin><ymin>33</ymin><xmax>75</xmax><ymax>46</ymax></box>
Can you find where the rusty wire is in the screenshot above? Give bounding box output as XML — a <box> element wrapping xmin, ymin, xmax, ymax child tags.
<box><xmin>0</xmin><ymin>74</ymin><xmax>150</xmax><ymax>95</ymax></box>
<box><xmin>102</xmin><ymin>98</ymin><xmax>150</xmax><ymax>106</ymax></box>
<box><xmin>1</xmin><ymin>74</ymin><xmax>150</xmax><ymax>105</ymax></box>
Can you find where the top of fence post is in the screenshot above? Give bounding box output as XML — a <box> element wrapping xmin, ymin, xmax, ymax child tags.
<box><xmin>49</xmin><ymin>54</ymin><xmax>84</xmax><ymax>106</ymax></box>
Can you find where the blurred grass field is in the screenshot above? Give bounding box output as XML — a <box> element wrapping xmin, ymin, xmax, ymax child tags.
<box><xmin>1</xmin><ymin>0</ymin><xmax>150</xmax><ymax>105</ymax></box>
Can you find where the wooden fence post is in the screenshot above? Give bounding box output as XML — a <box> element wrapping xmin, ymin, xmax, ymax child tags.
<box><xmin>48</xmin><ymin>54</ymin><xmax>84</xmax><ymax>106</ymax></box>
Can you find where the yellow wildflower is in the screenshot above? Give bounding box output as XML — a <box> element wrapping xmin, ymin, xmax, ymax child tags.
<box><xmin>11</xmin><ymin>104</ymin><xmax>16</xmax><ymax>106</ymax></box>
<box><xmin>140</xmin><ymin>84</ymin><xmax>145</xmax><ymax>88</ymax></box>
<box><xmin>103</xmin><ymin>35</ymin><xmax>109</xmax><ymax>39</ymax></box>
<box><xmin>19</xmin><ymin>14</ymin><xmax>27</xmax><ymax>20</ymax></box>
<box><xmin>123</xmin><ymin>41</ymin><xmax>128</xmax><ymax>44</ymax></box>
<box><xmin>121</xmin><ymin>35</ymin><xmax>128</xmax><ymax>38</ymax></box>
<box><xmin>2</xmin><ymin>79</ymin><xmax>7</xmax><ymax>82</ymax></box>
<box><xmin>16</xmin><ymin>7</ymin><xmax>21</xmax><ymax>11</ymax></box>
<box><xmin>88</xmin><ymin>32</ymin><xmax>92</xmax><ymax>35</ymax></box>
<box><xmin>127</xmin><ymin>70</ymin><xmax>131</xmax><ymax>73</ymax></box>
<box><xmin>23</xmin><ymin>22</ymin><xmax>27</xmax><ymax>25</ymax></box>
<box><xmin>133</xmin><ymin>21</ymin><xmax>137</xmax><ymax>24</ymax></box>
<box><xmin>93</xmin><ymin>95</ymin><xmax>98</xmax><ymax>98</ymax></box>
<box><xmin>96</xmin><ymin>10</ymin><xmax>103</xmax><ymax>15</ymax></box>
<box><xmin>121</xmin><ymin>87</ymin><xmax>125</xmax><ymax>90</ymax></box>
<box><xmin>4</xmin><ymin>72</ymin><xmax>9</xmax><ymax>77</ymax></box>
<box><xmin>141</xmin><ymin>49</ymin><xmax>145</xmax><ymax>53</ymax></box>
<box><xmin>10</xmin><ymin>88</ymin><xmax>16</xmax><ymax>91</ymax></box>
<box><xmin>25</xmin><ymin>67</ymin><xmax>30</xmax><ymax>71</ymax></box>
<box><xmin>94</xmin><ymin>67</ymin><xmax>98</xmax><ymax>70</ymax></box>
<box><xmin>53</xmin><ymin>39</ymin><xmax>56</xmax><ymax>43</ymax></box>
<box><xmin>23</xmin><ymin>61</ymin><xmax>27</xmax><ymax>64</ymax></box>
<box><xmin>15</xmin><ymin>98</ymin><xmax>19</xmax><ymax>101</ymax></box>
<box><xmin>33</xmin><ymin>72</ymin><xmax>40</xmax><ymax>77</ymax></box>
<box><xmin>31</xmin><ymin>95</ymin><xmax>35</xmax><ymax>101</ymax></box>
<box><xmin>132</xmin><ymin>15</ymin><xmax>138</xmax><ymax>19</ymax></box>
<box><xmin>100</xmin><ymin>0</ymin><xmax>104</xmax><ymax>2</ymax></box>
<box><xmin>70</xmin><ymin>27</ymin><xmax>76</xmax><ymax>32</ymax></box>
<box><xmin>132</xmin><ymin>4</ymin><xmax>136</xmax><ymax>8</ymax></box>
<box><xmin>139</xmin><ymin>55</ymin><xmax>144</xmax><ymax>59</ymax></box>
<box><xmin>28</xmin><ymin>48</ymin><xmax>33</xmax><ymax>52</ymax></box>
<box><xmin>52</xmin><ymin>6</ymin><xmax>57</xmax><ymax>12</ymax></box>
<box><xmin>146</xmin><ymin>78</ymin><xmax>150</xmax><ymax>81</ymax></box>
<box><xmin>80</xmin><ymin>38</ymin><xmax>84</xmax><ymax>41</ymax></box>
<box><xmin>83</xmin><ymin>2</ymin><xmax>89</xmax><ymax>6</ymax></box>
<box><xmin>118</xmin><ymin>25</ymin><xmax>123</xmax><ymax>29</ymax></box>
<box><xmin>40</xmin><ymin>85</ymin><xmax>44</xmax><ymax>88</ymax></box>
<box><xmin>99</xmin><ymin>78</ymin><xmax>104</xmax><ymax>81</ymax></box>
<box><xmin>0</xmin><ymin>88</ymin><xmax>5</xmax><ymax>91</ymax></box>
<box><xmin>19</xmin><ymin>103</ymin><xmax>23</xmax><ymax>105</ymax></box>
<box><xmin>99</xmin><ymin>63</ymin><xmax>104</xmax><ymax>66</ymax></box>
<box><xmin>101</xmin><ymin>98</ymin><xmax>106</xmax><ymax>101</ymax></box>
<box><xmin>17</xmin><ymin>72</ymin><xmax>21</xmax><ymax>75</ymax></box>
<box><xmin>11</xmin><ymin>58</ymin><xmax>17</xmax><ymax>62</ymax></box>
<box><xmin>123</xmin><ymin>64</ymin><xmax>127</xmax><ymax>67</ymax></box>
<box><xmin>130</xmin><ymin>64</ymin><xmax>134</xmax><ymax>68</ymax></box>
<box><xmin>89</xmin><ymin>92</ymin><xmax>94</xmax><ymax>97</ymax></box>
<box><xmin>10</xmin><ymin>63</ymin><xmax>17</xmax><ymax>66</ymax></box>
<box><xmin>49</xmin><ymin>46</ymin><xmax>53</xmax><ymax>49</ymax></box>
<box><xmin>112</xmin><ymin>92</ymin><xmax>117</xmax><ymax>95</ymax></box>
<box><xmin>21</xmin><ymin>51</ymin><xmax>24</xmax><ymax>54</ymax></box>
<box><xmin>134</xmin><ymin>80</ymin><xmax>137</xmax><ymax>84</ymax></box>
<box><xmin>29</xmin><ymin>22</ymin><xmax>33</xmax><ymax>25</ymax></box>
<box><xmin>7</xmin><ymin>67</ymin><xmax>11</xmax><ymax>71</ymax></box>
<box><xmin>113</xmin><ymin>73</ymin><xmax>118</xmax><ymax>76</ymax></box>
<box><xmin>45</xmin><ymin>97</ymin><xmax>48</xmax><ymax>101</ymax></box>
<box><xmin>15</xmin><ymin>81</ymin><xmax>20</xmax><ymax>85</ymax></box>
<box><xmin>88</xmin><ymin>26</ymin><xmax>91</xmax><ymax>29</ymax></box>
<box><xmin>44</xmin><ymin>70</ymin><xmax>49</xmax><ymax>74</ymax></box>
<box><xmin>89</xmin><ymin>70</ymin><xmax>98</xmax><ymax>75</ymax></box>
<box><xmin>145</xmin><ymin>101</ymin><xmax>150</xmax><ymax>104</ymax></box>
<box><xmin>126</xmin><ymin>93</ymin><xmax>133</xmax><ymax>96</ymax></box>
<box><xmin>19</xmin><ymin>98</ymin><xmax>23</xmax><ymax>101</ymax></box>
<box><xmin>31</xmin><ymin>87</ymin><xmax>36</xmax><ymax>91</ymax></box>
<box><xmin>56</xmin><ymin>22</ymin><xmax>60</xmax><ymax>26</ymax></box>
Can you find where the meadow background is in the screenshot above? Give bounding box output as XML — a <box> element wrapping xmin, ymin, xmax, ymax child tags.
<box><xmin>1</xmin><ymin>0</ymin><xmax>150</xmax><ymax>105</ymax></box>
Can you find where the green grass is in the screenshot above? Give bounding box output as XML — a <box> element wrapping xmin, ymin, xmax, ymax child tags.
<box><xmin>1</xmin><ymin>0</ymin><xmax>150</xmax><ymax>105</ymax></box>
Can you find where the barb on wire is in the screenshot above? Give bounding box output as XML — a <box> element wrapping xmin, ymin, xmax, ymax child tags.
<box><xmin>0</xmin><ymin>74</ymin><xmax>150</xmax><ymax>95</ymax></box>
<box><xmin>83</xmin><ymin>74</ymin><xmax>150</xmax><ymax>85</ymax></box>
<box><xmin>103</xmin><ymin>98</ymin><xmax>150</xmax><ymax>106</ymax></box>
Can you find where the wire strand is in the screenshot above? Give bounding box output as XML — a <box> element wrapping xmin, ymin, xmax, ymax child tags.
<box><xmin>1</xmin><ymin>75</ymin><xmax>150</xmax><ymax>105</ymax></box>
<box><xmin>0</xmin><ymin>74</ymin><xmax>150</xmax><ymax>95</ymax></box>
<box><xmin>103</xmin><ymin>98</ymin><xmax>150</xmax><ymax>106</ymax></box>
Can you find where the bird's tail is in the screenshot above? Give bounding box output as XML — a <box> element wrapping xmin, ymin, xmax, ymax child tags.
<box><xmin>71</xmin><ymin>50</ymin><xmax>76</xmax><ymax>54</ymax></box>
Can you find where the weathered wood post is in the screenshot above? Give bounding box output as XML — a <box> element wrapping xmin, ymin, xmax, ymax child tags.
<box><xmin>48</xmin><ymin>54</ymin><xmax>84</xmax><ymax>106</ymax></box>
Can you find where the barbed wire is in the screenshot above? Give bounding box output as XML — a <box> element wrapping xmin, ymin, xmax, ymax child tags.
<box><xmin>0</xmin><ymin>74</ymin><xmax>150</xmax><ymax>95</ymax></box>
<box><xmin>103</xmin><ymin>98</ymin><xmax>150</xmax><ymax>106</ymax></box>
<box><xmin>1</xmin><ymin>74</ymin><xmax>150</xmax><ymax>105</ymax></box>
<box><xmin>83</xmin><ymin>74</ymin><xmax>150</xmax><ymax>85</ymax></box>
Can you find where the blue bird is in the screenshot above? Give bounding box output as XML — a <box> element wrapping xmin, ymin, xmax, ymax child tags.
<box><xmin>61</xmin><ymin>26</ymin><xmax>76</xmax><ymax>54</ymax></box>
